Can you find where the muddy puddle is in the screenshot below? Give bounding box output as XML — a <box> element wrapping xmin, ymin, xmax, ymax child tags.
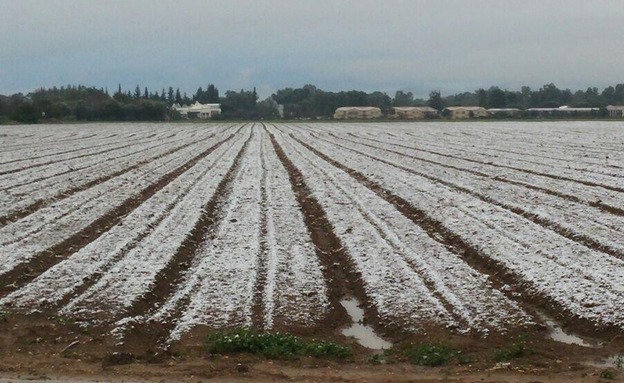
<box><xmin>536</xmin><ymin>311</ymin><xmax>596</xmax><ymax>347</ymax></box>
<box><xmin>586</xmin><ymin>354</ymin><xmax>623</xmax><ymax>369</ymax></box>
<box><xmin>340</xmin><ymin>298</ymin><xmax>392</xmax><ymax>350</ymax></box>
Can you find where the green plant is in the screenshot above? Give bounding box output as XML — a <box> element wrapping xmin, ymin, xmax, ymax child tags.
<box><xmin>369</xmin><ymin>353</ymin><xmax>385</xmax><ymax>365</ymax></box>
<box><xmin>493</xmin><ymin>342</ymin><xmax>526</xmax><ymax>362</ymax></box>
<box><xmin>403</xmin><ymin>343</ymin><xmax>458</xmax><ymax>366</ymax></box>
<box><xmin>205</xmin><ymin>329</ymin><xmax>352</xmax><ymax>360</ymax></box>
<box><xmin>600</xmin><ymin>369</ymin><xmax>616</xmax><ymax>380</ymax></box>
<box><xmin>457</xmin><ymin>353</ymin><xmax>476</xmax><ymax>365</ymax></box>
<box><xmin>0</xmin><ymin>311</ymin><xmax>9</xmax><ymax>323</ymax></box>
<box><xmin>615</xmin><ymin>354</ymin><xmax>623</xmax><ymax>369</ymax></box>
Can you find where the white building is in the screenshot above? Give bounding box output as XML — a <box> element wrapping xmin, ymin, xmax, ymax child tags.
<box><xmin>487</xmin><ymin>108</ymin><xmax>522</xmax><ymax>117</ymax></box>
<box><xmin>172</xmin><ymin>102</ymin><xmax>221</xmax><ymax>119</ymax></box>
<box><xmin>390</xmin><ymin>106</ymin><xmax>438</xmax><ymax>119</ymax></box>
<box><xmin>606</xmin><ymin>105</ymin><xmax>624</xmax><ymax>117</ymax></box>
<box><xmin>527</xmin><ymin>106</ymin><xmax>599</xmax><ymax>116</ymax></box>
<box><xmin>444</xmin><ymin>106</ymin><xmax>489</xmax><ymax>119</ymax></box>
<box><xmin>334</xmin><ymin>106</ymin><xmax>382</xmax><ymax>120</ymax></box>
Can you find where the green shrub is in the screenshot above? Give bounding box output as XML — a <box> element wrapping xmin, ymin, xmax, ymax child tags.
<box><xmin>493</xmin><ymin>342</ymin><xmax>526</xmax><ymax>362</ymax></box>
<box><xmin>205</xmin><ymin>329</ymin><xmax>351</xmax><ymax>360</ymax></box>
<box><xmin>600</xmin><ymin>369</ymin><xmax>617</xmax><ymax>380</ymax></box>
<box><xmin>403</xmin><ymin>343</ymin><xmax>458</xmax><ymax>366</ymax></box>
<box><xmin>0</xmin><ymin>311</ymin><xmax>10</xmax><ymax>323</ymax></box>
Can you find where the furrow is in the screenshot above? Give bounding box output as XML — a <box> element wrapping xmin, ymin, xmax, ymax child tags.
<box><xmin>279</xmin><ymin>128</ymin><xmax>531</xmax><ymax>334</ymax></box>
<box><xmin>324</xmin><ymin>134</ymin><xmax>624</xmax><ymax>259</ymax></box>
<box><xmin>0</xmin><ymin>133</ymin><xmax>246</xmax><ymax>312</ymax></box>
<box><xmin>0</xmin><ymin>137</ymin><xmax>205</xmax><ymax>228</ymax></box>
<box><xmin>287</xmin><ymin>128</ymin><xmax>624</xmax><ymax>331</ymax></box>
<box><xmin>0</xmin><ymin>134</ymin><xmax>235</xmax><ymax>296</ymax></box>
<box><xmin>143</xmin><ymin>128</ymin><xmax>263</xmax><ymax>340</ymax></box>
<box><xmin>111</xmin><ymin>128</ymin><xmax>253</xmax><ymax>346</ymax></box>
<box><xmin>260</xmin><ymin>127</ymin><xmax>329</xmax><ymax>331</ymax></box>
<box><xmin>348</xmin><ymin>131</ymin><xmax>624</xmax><ymax>193</ymax></box>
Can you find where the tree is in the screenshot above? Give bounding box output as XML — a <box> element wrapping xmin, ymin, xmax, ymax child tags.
<box><xmin>167</xmin><ymin>87</ymin><xmax>175</xmax><ymax>104</ymax></box>
<box><xmin>392</xmin><ymin>91</ymin><xmax>414</xmax><ymax>107</ymax></box>
<box><xmin>194</xmin><ymin>87</ymin><xmax>205</xmax><ymax>103</ymax></box>
<box><xmin>206</xmin><ymin>84</ymin><xmax>219</xmax><ymax>103</ymax></box>
<box><xmin>427</xmin><ymin>90</ymin><xmax>443</xmax><ymax>111</ymax></box>
<box><xmin>134</xmin><ymin>85</ymin><xmax>141</xmax><ymax>99</ymax></box>
<box><xmin>144</xmin><ymin>87</ymin><xmax>149</xmax><ymax>99</ymax></box>
<box><xmin>521</xmin><ymin>86</ymin><xmax>532</xmax><ymax>108</ymax></box>
<box><xmin>477</xmin><ymin>88</ymin><xmax>487</xmax><ymax>107</ymax></box>
<box><xmin>487</xmin><ymin>87</ymin><xmax>507</xmax><ymax>108</ymax></box>
<box><xmin>175</xmin><ymin>88</ymin><xmax>182</xmax><ymax>104</ymax></box>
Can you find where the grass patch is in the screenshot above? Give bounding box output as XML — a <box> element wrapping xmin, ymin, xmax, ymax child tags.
<box><xmin>0</xmin><ymin>310</ymin><xmax>11</xmax><ymax>324</ymax></box>
<box><xmin>600</xmin><ymin>369</ymin><xmax>617</xmax><ymax>380</ymax></box>
<box><xmin>491</xmin><ymin>334</ymin><xmax>534</xmax><ymax>362</ymax></box>
<box><xmin>402</xmin><ymin>343</ymin><xmax>460</xmax><ymax>367</ymax></box>
<box><xmin>205</xmin><ymin>329</ymin><xmax>352</xmax><ymax>360</ymax></box>
<box><xmin>492</xmin><ymin>342</ymin><xmax>526</xmax><ymax>361</ymax></box>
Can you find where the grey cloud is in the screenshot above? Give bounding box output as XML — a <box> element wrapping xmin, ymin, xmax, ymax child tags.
<box><xmin>1</xmin><ymin>0</ymin><xmax>623</xmax><ymax>97</ymax></box>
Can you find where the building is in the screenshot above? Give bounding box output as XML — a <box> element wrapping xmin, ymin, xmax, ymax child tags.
<box><xmin>487</xmin><ymin>108</ymin><xmax>522</xmax><ymax>117</ymax></box>
<box><xmin>527</xmin><ymin>106</ymin><xmax>599</xmax><ymax>117</ymax></box>
<box><xmin>443</xmin><ymin>106</ymin><xmax>489</xmax><ymax>119</ymax></box>
<box><xmin>172</xmin><ymin>102</ymin><xmax>221</xmax><ymax>119</ymax></box>
<box><xmin>390</xmin><ymin>106</ymin><xmax>438</xmax><ymax>119</ymax></box>
<box><xmin>606</xmin><ymin>105</ymin><xmax>624</xmax><ymax>117</ymax></box>
<box><xmin>334</xmin><ymin>106</ymin><xmax>382</xmax><ymax>120</ymax></box>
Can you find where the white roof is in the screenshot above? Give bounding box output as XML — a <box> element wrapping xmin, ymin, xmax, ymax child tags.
<box><xmin>528</xmin><ymin>107</ymin><xmax>599</xmax><ymax>112</ymax></box>
<box><xmin>445</xmin><ymin>106</ymin><xmax>487</xmax><ymax>111</ymax></box>
<box><xmin>392</xmin><ymin>106</ymin><xmax>438</xmax><ymax>112</ymax></box>
<box><xmin>336</xmin><ymin>106</ymin><xmax>381</xmax><ymax>112</ymax></box>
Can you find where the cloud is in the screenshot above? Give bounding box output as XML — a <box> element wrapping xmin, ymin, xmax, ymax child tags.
<box><xmin>1</xmin><ymin>0</ymin><xmax>623</xmax><ymax>96</ymax></box>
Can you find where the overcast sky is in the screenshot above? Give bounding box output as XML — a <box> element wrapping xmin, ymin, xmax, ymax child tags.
<box><xmin>1</xmin><ymin>0</ymin><xmax>623</xmax><ymax>98</ymax></box>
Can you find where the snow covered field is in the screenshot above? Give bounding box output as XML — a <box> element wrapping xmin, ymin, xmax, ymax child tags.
<box><xmin>1</xmin><ymin>121</ymin><xmax>623</xmax><ymax>344</ymax></box>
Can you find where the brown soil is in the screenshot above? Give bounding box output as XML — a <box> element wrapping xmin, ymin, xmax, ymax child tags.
<box><xmin>328</xmin><ymin>132</ymin><xmax>624</xmax><ymax>258</ymax></box>
<box><xmin>1</xmin><ymin>312</ymin><xmax>623</xmax><ymax>383</ymax></box>
<box><xmin>0</xmin><ymin>137</ymin><xmax>204</xmax><ymax>228</ymax></box>
<box><xmin>0</xmin><ymin>134</ymin><xmax>234</xmax><ymax>297</ymax></box>
<box><xmin>337</xmin><ymin>132</ymin><xmax>624</xmax><ymax>217</ymax></box>
<box><xmin>288</xmin><ymin>133</ymin><xmax>623</xmax><ymax>340</ymax></box>
<box><xmin>1</xmin><ymin>124</ymin><xmax>623</xmax><ymax>382</ymax></box>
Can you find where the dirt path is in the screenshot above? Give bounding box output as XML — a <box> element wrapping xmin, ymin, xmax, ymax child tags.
<box><xmin>1</xmin><ymin>360</ymin><xmax>621</xmax><ymax>383</ymax></box>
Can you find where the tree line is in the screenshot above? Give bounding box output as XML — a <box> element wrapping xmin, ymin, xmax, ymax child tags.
<box><xmin>1</xmin><ymin>82</ymin><xmax>624</xmax><ymax>124</ymax></box>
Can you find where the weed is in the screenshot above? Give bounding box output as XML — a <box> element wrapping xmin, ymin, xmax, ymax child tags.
<box><xmin>403</xmin><ymin>343</ymin><xmax>458</xmax><ymax>367</ymax></box>
<box><xmin>369</xmin><ymin>353</ymin><xmax>385</xmax><ymax>365</ymax></box>
<box><xmin>615</xmin><ymin>354</ymin><xmax>623</xmax><ymax>370</ymax></box>
<box><xmin>205</xmin><ymin>329</ymin><xmax>352</xmax><ymax>360</ymax></box>
<box><xmin>600</xmin><ymin>369</ymin><xmax>616</xmax><ymax>380</ymax></box>
<box><xmin>457</xmin><ymin>353</ymin><xmax>476</xmax><ymax>365</ymax></box>
<box><xmin>493</xmin><ymin>342</ymin><xmax>526</xmax><ymax>362</ymax></box>
<box><xmin>0</xmin><ymin>311</ymin><xmax>9</xmax><ymax>323</ymax></box>
<box><xmin>492</xmin><ymin>334</ymin><xmax>532</xmax><ymax>362</ymax></box>
<box><xmin>52</xmin><ymin>315</ymin><xmax>75</xmax><ymax>326</ymax></box>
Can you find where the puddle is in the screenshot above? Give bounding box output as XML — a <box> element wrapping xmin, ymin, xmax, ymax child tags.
<box><xmin>340</xmin><ymin>298</ymin><xmax>392</xmax><ymax>350</ymax></box>
<box><xmin>536</xmin><ymin>311</ymin><xmax>596</xmax><ymax>348</ymax></box>
<box><xmin>587</xmin><ymin>354</ymin><xmax>623</xmax><ymax>369</ymax></box>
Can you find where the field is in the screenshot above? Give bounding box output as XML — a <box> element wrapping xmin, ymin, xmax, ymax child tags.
<box><xmin>1</xmin><ymin>121</ymin><xmax>623</xmax><ymax>381</ymax></box>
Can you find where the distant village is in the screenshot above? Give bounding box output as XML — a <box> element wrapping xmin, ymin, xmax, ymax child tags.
<box><xmin>334</xmin><ymin>105</ymin><xmax>624</xmax><ymax>119</ymax></box>
<box><xmin>4</xmin><ymin>83</ymin><xmax>624</xmax><ymax>124</ymax></box>
<box><xmin>172</xmin><ymin>102</ymin><xmax>624</xmax><ymax>120</ymax></box>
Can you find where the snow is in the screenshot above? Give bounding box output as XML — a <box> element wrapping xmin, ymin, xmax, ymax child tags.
<box><xmin>1</xmin><ymin>121</ymin><xmax>623</xmax><ymax>339</ymax></box>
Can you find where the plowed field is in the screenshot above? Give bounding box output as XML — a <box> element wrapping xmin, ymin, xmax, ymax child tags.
<box><xmin>1</xmin><ymin>122</ymin><xmax>623</xmax><ymax>380</ymax></box>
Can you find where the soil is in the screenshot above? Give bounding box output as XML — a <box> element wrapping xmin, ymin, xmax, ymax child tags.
<box><xmin>1</xmin><ymin>306</ymin><xmax>623</xmax><ymax>382</ymax></box>
<box><xmin>2</xmin><ymin>124</ymin><xmax>623</xmax><ymax>382</ymax></box>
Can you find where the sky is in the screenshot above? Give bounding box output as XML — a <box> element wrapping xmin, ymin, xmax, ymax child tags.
<box><xmin>1</xmin><ymin>0</ymin><xmax>623</xmax><ymax>99</ymax></box>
